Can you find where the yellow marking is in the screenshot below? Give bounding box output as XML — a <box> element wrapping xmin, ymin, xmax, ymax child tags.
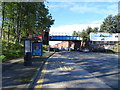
<box><xmin>64</xmin><ymin>66</ymin><xmax>67</xmax><ymax>70</ymax></box>
<box><xmin>37</xmin><ymin>79</ymin><xmax>43</xmax><ymax>83</ymax></box>
<box><xmin>67</xmin><ymin>67</ymin><xmax>71</xmax><ymax>70</ymax></box>
<box><xmin>35</xmin><ymin>61</ymin><xmax>48</xmax><ymax>89</ymax></box>
<box><xmin>60</xmin><ymin>67</ymin><xmax>63</xmax><ymax>70</ymax></box>
<box><xmin>33</xmin><ymin>56</ymin><xmax>40</xmax><ymax>58</ymax></box>
<box><xmin>41</xmin><ymin>69</ymin><xmax>46</xmax><ymax>73</ymax></box>
<box><xmin>35</xmin><ymin>84</ymin><xmax>42</xmax><ymax>88</ymax></box>
<box><xmin>45</xmin><ymin>62</ymin><xmax>48</xmax><ymax>64</ymax></box>
<box><xmin>68</xmin><ymin>66</ymin><xmax>74</xmax><ymax>70</ymax></box>
<box><xmin>59</xmin><ymin>66</ymin><xmax>74</xmax><ymax>71</ymax></box>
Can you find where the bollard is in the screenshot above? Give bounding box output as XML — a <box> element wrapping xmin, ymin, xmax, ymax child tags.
<box><xmin>24</xmin><ymin>52</ymin><xmax>32</xmax><ymax>66</ymax></box>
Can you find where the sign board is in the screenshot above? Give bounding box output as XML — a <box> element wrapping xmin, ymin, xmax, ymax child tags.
<box><xmin>32</xmin><ymin>42</ymin><xmax>42</xmax><ymax>56</ymax></box>
<box><xmin>24</xmin><ymin>40</ymin><xmax>31</xmax><ymax>55</ymax></box>
<box><xmin>90</xmin><ymin>33</ymin><xmax>119</xmax><ymax>41</ymax></box>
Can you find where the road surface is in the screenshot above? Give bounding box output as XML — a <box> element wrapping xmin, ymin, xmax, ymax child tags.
<box><xmin>31</xmin><ymin>51</ymin><xmax>119</xmax><ymax>89</ymax></box>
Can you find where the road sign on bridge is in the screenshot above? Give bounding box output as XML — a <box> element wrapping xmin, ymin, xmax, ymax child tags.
<box><xmin>49</xmin><ymin>36</ymin><xmax>82</xmax><ymax>41</ymax></box>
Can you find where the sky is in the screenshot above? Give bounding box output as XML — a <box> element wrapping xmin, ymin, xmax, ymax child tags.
<box><xmin>0</xmin><ymin>0</ymin><xmax>119</xmax><ymax>46</ymax></box>
<box><xmin>45</xmin><ymin>1</ymin><xmax>118</xmax><ymax>46</ymax></box>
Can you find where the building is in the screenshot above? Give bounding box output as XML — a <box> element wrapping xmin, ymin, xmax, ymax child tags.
<box><xmin>53</xmin><ymin>41</ymin><xmax>80</xmax><ymax>50</ymax></box>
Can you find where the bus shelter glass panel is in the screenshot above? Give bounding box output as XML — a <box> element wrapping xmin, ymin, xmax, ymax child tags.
<box><xmin>24</xmin><ymin>40</ymin><xmax>31</xmax><ymax>55</ymax></box>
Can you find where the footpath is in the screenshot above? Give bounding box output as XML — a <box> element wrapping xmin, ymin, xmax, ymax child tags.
<box><xmin>2</xmin><ymin>52</ymin><xmax>54</xmax><ymax>89</ymax></box>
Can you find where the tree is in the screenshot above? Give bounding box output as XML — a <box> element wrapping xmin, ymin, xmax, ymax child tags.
<box><xmin>72</xmin><ymin>31</ymin><xmax>78</xmax><ymax>36</ymax></box>
<box><xmin>1</xmin><ymin>2</ymin><xmax>54</xmax><ymax>51</ymax></box>
<box><xmin>86</xmin><ymin>27</ymin><xmax>93</xmax><ymax>34</ymax></box>
<box><xmin>72</xmin><ymin>26</ymin><xmax>99</xmax><ymax>49</ymax></box>
<box><xmin>100</xmin><ymin>15</ymin><xmax>120</xmax><ymax>33</ymax></box>
<box><xmin>93</xmin><ymin>27</ymin><xmax>99</xmax><ymax>32</ymax></box>
<box><xmin>2</xmin><ymin>2</ymin><xmax>54</xmax><ymax>43</ymax></box>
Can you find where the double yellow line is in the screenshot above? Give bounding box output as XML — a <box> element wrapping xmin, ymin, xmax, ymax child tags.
<box><xmin>60</xmin><ymin>66</ymin><xmax>74</xmax><ymax>71</ymax></box>
<box><xmin>35</xmin><ymin>62</ymin><xmax>48</xmax><ymax>88</ymax></box>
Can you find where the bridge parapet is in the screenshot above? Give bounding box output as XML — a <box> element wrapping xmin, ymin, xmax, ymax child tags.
<box><xmin>50</xmin><ymin>32</ymin><xmax>72</xmax><ymax>36</ymax></box>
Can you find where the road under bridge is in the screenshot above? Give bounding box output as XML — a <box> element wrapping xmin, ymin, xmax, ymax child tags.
<box><xmin>49</xmin><ymin>35</ymin><xmax>82</xmax><ymax>50</ymax></box>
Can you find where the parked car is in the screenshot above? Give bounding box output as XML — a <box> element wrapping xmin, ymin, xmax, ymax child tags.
<box><xmin>49</xmin><ymin>48</ymin><xmax>59</xmax><ymax>52</ymax></box>
<box><xmin>82</xmin><ymin>48</ymin><xmax>90</xmax><ymax>52</ymax></box>
<box><xmin>49</xmin><ymin>48</ymin><xmax>54</xmax><ymax>51</ymax></box>
<box><xmin>54</xmin><ymin>48</ymin><xmax>59</xmax><ymax>52</ymax></box>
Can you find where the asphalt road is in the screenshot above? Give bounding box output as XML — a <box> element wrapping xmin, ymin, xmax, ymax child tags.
<box><xmin>59</xmin><ymin>51</ymin><xmax>119</xmax><ymax>89</ymax></box>
<box><xmin>32</xmin><ymin>51</ymin><xmax>119</xmax><ymax>89</ymax></box>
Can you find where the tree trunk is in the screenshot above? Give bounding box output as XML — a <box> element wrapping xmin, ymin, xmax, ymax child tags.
<box><xmin>1</xmin><ymin>2</ymin><xmax>5</xmax><ymax>39</ymax></box>
<box><xmin>7</xmin><ymin>25</ymin><xmax>10</xmax><ymax>48</ymax></box>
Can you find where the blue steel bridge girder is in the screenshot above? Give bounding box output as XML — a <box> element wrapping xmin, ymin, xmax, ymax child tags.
<box><xmin>49</xmin><ymin>36</ymin><xmax>82</xmax><ymax>41</ymax></box>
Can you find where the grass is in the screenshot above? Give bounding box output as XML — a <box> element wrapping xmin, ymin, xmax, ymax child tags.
<box><xmin>43</xmin><ymin>50</ymin><xmax>49</xmax><ymax>53</ymax></box>
<box><xmin>18</xmin><ymin>60</ymin><xmax>24</xmax><ymax>63</ymax></box>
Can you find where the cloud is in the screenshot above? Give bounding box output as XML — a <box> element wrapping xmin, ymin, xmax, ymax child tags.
<box><xmin>47</xmin><ymin>0</ymin><xmax>119</xmax><ymax>2</ymax></box>
<box><xmin>47</xmin><ymin>2</ymin><xmax>118</xmax><ymax>16</ymax></box>
<box><xmin>90</xmin><ymin>20</ymin><xmax>104</xmax><ymax>24</ymax></box>
<box><xmin>50</xmin><ymin>24</ymin><xmax>100</xmax><ymax>35</ymax></box>
<box><xmin>69</xmin><ymin>3</ymin><xmax>118</xmax><ymax>15</ymax></box>
<box><xmin>49</xmin><ymin>24</ymin><xmax>100</xmax><ymax>46</ymax></box>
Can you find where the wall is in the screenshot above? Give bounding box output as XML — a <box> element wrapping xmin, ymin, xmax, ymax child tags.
<box><xmin>53</xmin><ymin>41</ymin><xmax>81</xmax><ymax>50</ymax></box>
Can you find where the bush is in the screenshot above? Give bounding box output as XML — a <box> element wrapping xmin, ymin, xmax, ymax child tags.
<box><xmin>105</xmin><ymin>49</ymin><xmax>115</xmax><ymax>53</ymax></box>
<box><xmin>0</xmin><ymin>55</ymin><xmax>6</xmax><ymax>62</ymax></box>
<box><xmin>10</xmin><ymin>42</ymin><xmax>23</xmax><ymax>50</ymax></box>
<box><xmin>92</xmin><ymin>48</ymin><xmax>105</xmax><ymax>52</ymax></box>
<box><xmin>92</xmin><ymin>48</ymin><xmax>115</xmax><ymax>53</ymax></box>
<box><xmin>4</xmin><ymin>50</ymin><xmax>24</xmax><ymax>59</ymax></box>
<box><xmin>118</xmin><ymin>42</ymin><xmax>120</xmax><ymax>45</ymax></box>
<box><xmin>2</xmin><ymin>42</ymin><xmax>24</xmax><ymax>62</ymax></box>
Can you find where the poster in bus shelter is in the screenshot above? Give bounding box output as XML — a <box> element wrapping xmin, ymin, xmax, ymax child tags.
<box><xmin>32</xmin><ymin>42</ymin><xmax>42</xmax><ymax>56</ymax></box>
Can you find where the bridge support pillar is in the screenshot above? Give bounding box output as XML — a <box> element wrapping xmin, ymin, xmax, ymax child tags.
<box><xmin>73</xmin><ymin>41</ymin><xmax>81</xmax><ymax>51</ymax></box>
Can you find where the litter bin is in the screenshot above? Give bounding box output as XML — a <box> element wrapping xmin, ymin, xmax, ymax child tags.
<box><xmin>24</xmin><ymin>52</ymin><xmax>32</xmax><ymax>66</ymax></box>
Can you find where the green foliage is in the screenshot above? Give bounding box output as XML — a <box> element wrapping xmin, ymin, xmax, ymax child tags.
<box><xmin>72</xmin><ymin>27</ymin><xmax>99</xmax><ymax>42</ymax></box>
<box><xmin>92</xmin><ymin>48</ymin><xmax>115</xmax><ymax>53</ymax></box>
<box><xmin>100</xmin><ymin>15</ymin><xmax>119</xmax><ymax>33</ymax></box>
<box><xmin>2</xmin><ymin>41</ymin><xmax>24</xmax><ymax>62</ymax></box>
<box><xmin>3</xmin><ymin>49</ymin><xmax>24</xmax><ymax>61</ymax></box>
<box><xmin>42</xmin><ymin>45</ymin><xmax>49</xmax><ymax>53</ymax></box>
<box><xmin>72</xmin><ymin>31</ymin><xmax>79</xmax><ymax>36</ymax></box>
<box><xmin>0</xmin><ymin>55</ymin><xmax>6</xmax><ymax>62</ymax></box>
<box><xmin>118</xmin><ymin>42</ymin><xmax>120</xmax><ymax>45</ymax></box>
<box><xmin>1</xmin><ymin>2</ymin><xmax>54</xmax><ymax>43</ymax></box>
<box><xmin>72</xmin><ymin>27</ymin><xmax>98</xmax><ymax>48</ymax></box>
<box><xmin>1</xmin><ymin>2</ymin><xmax>54</xmax><ymax>62</ymax></box>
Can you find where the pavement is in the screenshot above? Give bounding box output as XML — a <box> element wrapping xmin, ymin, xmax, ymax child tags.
<box><xmin>32</xmin><ymin>52</ymin><xmax>114</xmax><ymax>89</ymax></box>
<box><xmin>2</xmin><ymin>52</ymin><xmax>54</xmax><ymax>89</ymax></box>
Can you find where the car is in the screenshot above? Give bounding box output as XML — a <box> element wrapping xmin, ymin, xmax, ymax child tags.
<box><xmin>49</xmin><ymin>48</ymin><xmax>54</xmax><ymax>51</ymax></box>
<box><xmin>54</xmin><ymin>48</ymin><xmax>59</xmax><ymax>52</ymax></box>
<box><xmin>49</xmin><ymin>48</ymin><xmax>59</xmax><ymax>52</ymax></box>
<box><xmin>82</xmin><ymin>48</ymin><xmax>90</xmax><ymax>52</ymax></box>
